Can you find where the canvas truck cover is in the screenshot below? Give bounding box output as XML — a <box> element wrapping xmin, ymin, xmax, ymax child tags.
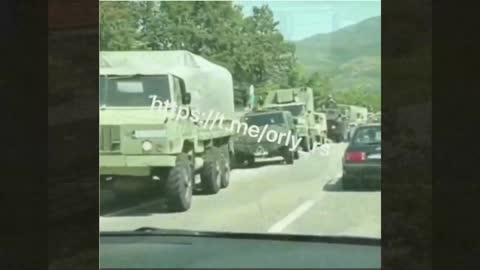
<box><xmin>264</xmin><ymin>87</ymin><xmax>315</xmax><ymax>111</ymax></box>
<box><xmin>100</xmin><ymin>50</ymin><xmax>235</xmax><ymax>119</ymax></box>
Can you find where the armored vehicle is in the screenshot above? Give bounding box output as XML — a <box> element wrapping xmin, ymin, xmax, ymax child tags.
<box><xmin>99</xmin><ymin>51</ymin><xmax>235</xmax><ymax>212</ymax></box>
<box><xmin>262</xmin><ymin>87</ymin><xmax>324</xmax><ymax>151</ymax></box>
<box><xmin>233</xmin><ymin>110</ymin><xmax>298</xmax><ymax>166</ymax></box>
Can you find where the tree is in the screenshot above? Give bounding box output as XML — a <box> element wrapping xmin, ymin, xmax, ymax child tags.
<box><xmin>99</xmin><ymin>1</ymin><xmax>303</xmax><ymax>103</ymax></box>
<box><xmin>100</xmin><ymin>2</ymin><xmax>141</xmax><ymax>50</ymax></box>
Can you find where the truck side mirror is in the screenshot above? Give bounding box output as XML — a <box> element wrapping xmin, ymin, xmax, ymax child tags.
<box><xmin>293</xmin><ymin>119</ymin><xmax>298</xmax><ymax>125</ymax></box>
<box><xmin>182</xmin><ymin>92</ymin><xmax>191</xmax><ymax>105</ymax></box>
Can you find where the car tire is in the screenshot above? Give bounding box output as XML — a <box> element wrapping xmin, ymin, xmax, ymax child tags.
<box><xmin>246</xmin><ymin>155</ymin><xmax>255</xmax><ymax>167</ymax></box>
<box><xmin>282</xmin><ymin>147</ymin><xmax>294</xmax><ymax>164</ymax></box>
<box><xmin>201</xmin><ymin>147</ymin><xmax>222</xmax><ymax>194</ymax></box>
<box><xmin>165</xmin><ymin>153</ymin><xmax>193</xmax><ymax>212</ymax></box>
<box><xmin>233</xmin><ymin>152</ymin><xmax>245</xmax><ymax>167</ymax></box>
<box><xmin>342</xmin><ymin>175</ymin><xmax>357</xmax><ymax>190</ymax></box>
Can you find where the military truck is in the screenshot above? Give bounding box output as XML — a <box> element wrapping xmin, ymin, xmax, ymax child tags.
<box><xmin>368</xmin><ymin>112</ymin><xmax>381</xmax><ymax>123</ymax></box>
<box><xmin>344</xmin><ymin>105</ymin><xmax>369</xmax><ymax>140</ymax></box>
<box><xmin>261</xmin><ymin>87</ymin><xmax>324</xmax><ymax>151</ymax></box>
<box><xmin>233</xmin><ymin>110</ymin><xmax>298</xmax><ymax>166</ymax></box>
<box><xmin>320</xmin><ymin>103</ymin><xmax>368</xmax><ymax>142</ymax></box>
<box><xmin>99</xmin><ymin>51</ymin><xmax>235</xmax><ymax>212</ymax></box>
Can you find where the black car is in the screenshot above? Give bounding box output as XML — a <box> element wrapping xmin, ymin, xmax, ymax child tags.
<box><xmin>233</xmin><ymin>110</ymin><xmax>298</xmax><ymax>166</ymax></box>
<box><xmin>342</xmin><ymin>123</ymin><xmax>381</xmax><ymax>190</ymax></box>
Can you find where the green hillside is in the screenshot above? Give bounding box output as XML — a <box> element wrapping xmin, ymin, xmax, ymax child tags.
<box><xmin>295</xmin><ymin>16</ymin><xmax>380</xmax><ymax>93</ymax></box>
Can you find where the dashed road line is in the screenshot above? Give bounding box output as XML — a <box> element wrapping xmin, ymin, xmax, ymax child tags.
<box><xmin>267</xmin><ymin>199</ymin><xmax>316</xmax><ymax>233</ymax></box>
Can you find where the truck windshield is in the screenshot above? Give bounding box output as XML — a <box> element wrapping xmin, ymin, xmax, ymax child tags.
<box><xmin>100</xmin><ymin>75</ymin><xmax>170</xmax><ymax>107</ymax></box>
<box><xmin>244</xmin><ymin>113</ymin><xmax>285</xmax><ymax>126</ymax></box>
<box><xmin>277</xmin><ymin>105</ymin><xmax>304</xmax><ymax>117</ymax></box>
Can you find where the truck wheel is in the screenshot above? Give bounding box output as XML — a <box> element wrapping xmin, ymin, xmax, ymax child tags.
<box><xmin>294</xmin><ymin>150</ymin><xmax>299</xmax><ymax>160</ymax></box>
<box><xmin>165</xmin><ymin>154</ymin><xmax>193</xmax><ymax>212</ymax></box>
<box><xmin>201</xmin><ymin>147</ymin><xmax>222</xmax><ymax>194</ymax></box>
<box><xmin>219</xmin><ymin>145</ymin><xmax>231</xmax><ymax>188</ymax></box>
<box><xmin>282</xmin><ymin>147</ymin><xmax>294</xmax><ymax>164</ymax></box>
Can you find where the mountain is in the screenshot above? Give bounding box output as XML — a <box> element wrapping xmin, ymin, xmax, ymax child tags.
<box><xmin>294</xmin><ymin>16</ymin><xmax>380</xmax><ymax>93</ymax></box>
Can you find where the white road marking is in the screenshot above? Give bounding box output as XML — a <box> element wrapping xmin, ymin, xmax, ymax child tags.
<box><xmin>103</xmin><ymin>199</ymin><xmax>164</xmax><ymax>217</ymax></box>
<box><xmin>267</xmin><ymin>199</ymin><xmax>316</xmax><ymax>233</ymax></box>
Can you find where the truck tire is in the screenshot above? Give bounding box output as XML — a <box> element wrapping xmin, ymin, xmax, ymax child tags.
<box><xmin>165</xmin><ymin>154</ymin><xmax>193</xmax><ymax>212</ymax></box>
<box><xmin>294</xmin><ymin>150</ymin><xmax>299</xmax><ymax>160</ymax></box>
<box><xmin>281</xmin><ymin>147</ymin><xmax>294</xmax><ymax>164</ymax></box>
<box><xmin>219</xmin><ymin>145</ymin><xmax>231</xmax><ymax>188</ymax></box>
<box><xmin>201</xmin><ymin>147</ymin><xmax>222</xmax><ymax>194</ymax></box>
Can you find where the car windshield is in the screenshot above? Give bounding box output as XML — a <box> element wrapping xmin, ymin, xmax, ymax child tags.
<box><xmin>100</xmin><ymin>75</ymin><xmax>170</xmax><ymax>106</ymax></box>
<box><xmin>99</xmin><ymin>1</ymin><xmax>381</xmax><ymax>260</ymax></box>
<box><xmin>243</xmin><ymin>113</ymin><xmax>285</xmax><ymax>126</ymax></box>
<box><xmin>352</xmin><ymin>126</ymin><xmax>381</xmax><ymax>145</ymax></box>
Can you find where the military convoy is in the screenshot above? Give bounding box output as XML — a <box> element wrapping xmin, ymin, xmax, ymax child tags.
<box><xmin>262</xmin><ymin>87</ymin><xmax>327</xmax><ymax>151</ymax></box>
<box><xmin>99</xmin><ymin>51</ymin><xmax>235</xmax><ymax>212</ymax></box>
<box><xmin>99</xmin><ymin>49</ymin><xmax>372</xmax><ymax>211</ymax></box>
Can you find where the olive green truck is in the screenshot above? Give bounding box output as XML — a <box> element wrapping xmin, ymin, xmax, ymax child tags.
<box><xmin>99</xmin><ymin>51</ymin><xmax>235</xmax><ymax>212</ymax></box>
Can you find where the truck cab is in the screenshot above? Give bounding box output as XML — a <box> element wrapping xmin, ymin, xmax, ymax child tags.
<box><xmin>99</xmin><ymin>51</ymin><xmax>235</xmax><ymax>212</ymax></box>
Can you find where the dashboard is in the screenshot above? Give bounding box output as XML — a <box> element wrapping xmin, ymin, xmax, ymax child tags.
<box><xmin>100</xmin><ymin>233</ymin><xmax>381</xmax><ymax>268</ymax></box>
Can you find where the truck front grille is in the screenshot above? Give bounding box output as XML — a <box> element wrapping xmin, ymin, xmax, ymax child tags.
<box><xmin>100</xmin><ymin>125</ymin><xmax>121</xmax><ymax>152</ymax></box>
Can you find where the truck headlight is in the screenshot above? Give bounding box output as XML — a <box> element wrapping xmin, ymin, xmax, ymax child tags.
<box><xmin>134</xmin><ymin>130</ymin><xmax>166</xmax><ymax>138</ymax></box>
<box><xmin>142</xmin><ymin>140</ymin><xmax>153</xmax><ymax>152</ymax></box>
<box><xmin>331</xmin><ymin>125</ymin><xmax>336</xmax><ymax>129</ymax></box>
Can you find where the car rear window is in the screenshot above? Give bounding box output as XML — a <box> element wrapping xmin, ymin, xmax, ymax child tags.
<box><xmin>352</xmin><ymin>126</ymin><xmax>381</xmax><ymax>145</ymax></box>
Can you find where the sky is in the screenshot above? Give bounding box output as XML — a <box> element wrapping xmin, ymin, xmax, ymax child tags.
<box><xmin>235</xmin><ymin>0</ymin><xmax>381</xmax><ymax>41</ymax></box>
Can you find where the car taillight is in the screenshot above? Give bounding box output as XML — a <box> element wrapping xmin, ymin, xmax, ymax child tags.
<box><xmin>345</xmin><ymin>151</ymin><xmax>366</xmax><ymax>162</ymax></box>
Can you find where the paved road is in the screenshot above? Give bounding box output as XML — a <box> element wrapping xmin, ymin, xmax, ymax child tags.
<box><xmin>100</xmin><ymin>143</ymin><xmax>381</xmax><ymax>238</ymax></box>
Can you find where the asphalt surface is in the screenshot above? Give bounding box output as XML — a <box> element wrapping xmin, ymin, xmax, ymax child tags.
<box><xmin>100</xmin><ymin>143</ymin><xmax>381</xmax><ymax>238</ymax></box>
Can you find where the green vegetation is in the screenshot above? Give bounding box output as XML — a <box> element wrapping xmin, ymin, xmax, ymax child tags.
<box><xmin>101</xmin><ymin>2</ymin><xmax>296</xmax><ymax>90</ymax></box>
<box><xmin>295</xmin><ymin>16</ymin><xmax>381</xmax><ymax>94</ymax></box>
<box><xmin>294</xmin><ymin>16</ymin><xmax>381</xmax><ymax>111</ymax></box>
<box><xmin>100</xmin><ymin>1</ymin><xmax>380</xmax><ymax>111</ymax></box>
